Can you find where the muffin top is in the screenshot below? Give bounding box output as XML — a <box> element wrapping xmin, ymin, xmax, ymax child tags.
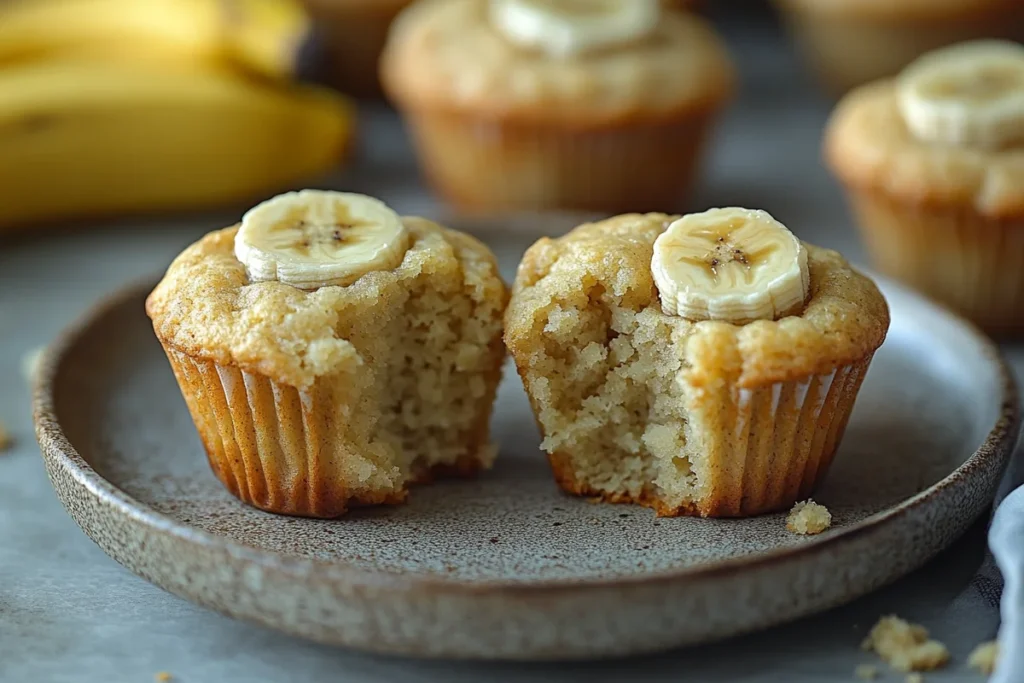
<box><xmin>505</xmin><ymin>212</ymin><xmax>889</xmax><ymax>388</ymax></box>
<box><xmin>825</xmin><ymin>42</ymin><xmax>1024</xmax><ymax>218</ymax></box>
<box><xmin>775</xmin><ymin>0</ymin><xmax>1019</xmax><ymax>20</ymax></box>
<box><xmin>146</xmin><ymin>216</ymin><xmax>504</xmax><ymax>389</ymax></box>
<box><xmin>380</xmin><ymin>0</ymin><xmax>734</xmax><ymax>124</ymax></box>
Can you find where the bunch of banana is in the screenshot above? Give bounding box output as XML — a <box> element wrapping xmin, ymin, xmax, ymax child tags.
<box><xmin>0</xmin><ymin>0</ymin><xmax>355</xmax><ymax>233</ymax></box>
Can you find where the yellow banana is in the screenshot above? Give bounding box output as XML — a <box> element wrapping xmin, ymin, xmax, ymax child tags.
<box><xmin>0</xmin><ymin>0</ymin><xmax>310</xmax><ymax>80</ymax></box>
<box><xmin>0</xmin><ymin>58</ymin><xmax>355</xmax><ymax>231</ymax></box>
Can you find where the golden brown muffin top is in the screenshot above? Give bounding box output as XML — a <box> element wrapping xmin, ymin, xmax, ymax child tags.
<box><xmin>505</xmin><ymin>213</ymin><xmax>889</xmax><ymax>388</ymax></box>
<box><xmin>146</xmin><ymin>218</ymin><xmax>505</xmax><ymax>389</ymax></box>
<box><xmin>380</xmin><ymin>0</ymin><xmax>734</xmax><ymax>125</ymax></box>
<box><xmin>775</xmin><ymin>0</ymin><xmax>1019</xmax><ymax>20</ymax></box>
<box><xmin>825</xmin><ymin>80</ymin><xmax>1024</xmax><ymax>218</ymax></box>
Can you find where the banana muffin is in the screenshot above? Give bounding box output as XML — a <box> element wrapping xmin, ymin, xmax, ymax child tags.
<box><xmin>773</xmin><ymin>0</ymin><xmax>1024</xmax><ymax>95</ymax></box>
<box><xmin>299</xmin><ymin>0</ymin><xmax>414</xmax><ymax>97</ymax></box>
<box><xmin>505</xmin><ymin>209</ymin><xmax>889</xmax><ymax>517</ymax></box>
<box><xmin>826</xmin><ymin>40</ymin><xmax>1024</xmax><ymax>335</ymax></box>
<box><xmin>380</xmin><ymin>0</ymin><xmax>734</xmax><ymax>213</ymax></box>
<box><xmin>146</xmin><ymin>190</ymin><xmax>507</xmax><ymax>517</ymax></box>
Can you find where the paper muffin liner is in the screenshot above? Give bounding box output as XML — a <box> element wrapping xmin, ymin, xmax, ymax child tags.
<box><xmin>691</xmin><ymin>358</ymin><xmax>873</xmax><ymax>517</ymax></box>
<box><xmin>848</xmin><ymin>190</ymin><xmax>1024</xmax><ymax>336</ymax></box>
<box><xmin>402</xmin><ymin>108</ymin><xmax>717</xmax><ymax>213</ymax></box>
<box><xmin>162</xmin><ymin>346</ymin><xmax>408</xmax><ymax>518</ymax></box>
<box><xmin>776</xmin><ymin>2</ymin><xmax>1024</xmax><ymax>94</ymax></box>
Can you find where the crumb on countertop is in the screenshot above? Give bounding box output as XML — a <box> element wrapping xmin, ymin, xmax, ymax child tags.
<box><xmin>22</xmin><ymin>346</ymin><xmax>44</xmax><ymax>384</ymax></box>
<box><xmin>906</xmin><ymin>674</ymin><xmax>924</xmax><ymax>683</ymax></box>
<box><xmin>787</xmin><ymin>499</ymin><xmax>832</xmax><ymax>535</ymax></box>
<box><xmin>968</xmin><ymin>640</ymin><xmax>1000</xmax><ymax>675</ymax></box>
<box><xmin>0</xmin><ymin>420</ymin><xmax>12</xmax><ymax>452</ymax></box>
<box><xmin>854</xmin><ymin>663</ymin><xmax>879</xmax><ymax>680</ymax></box>
<box><xmin>155</xmin><ymin>672</ymin><xmax>172</xmax><ymax>682</ymax></box>
<box><xmin>861</xmin><ymin>616</ymin><xmax>950</xmax><ymax>673</ymax></box>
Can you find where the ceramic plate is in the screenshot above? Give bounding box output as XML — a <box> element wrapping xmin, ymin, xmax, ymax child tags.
<box><xmin>34</xmin><ymin>218</ymin><xmax>1019</xmax><ymax>660</ymax></box>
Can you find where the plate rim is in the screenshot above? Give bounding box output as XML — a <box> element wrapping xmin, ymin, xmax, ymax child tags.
<box><xmin>33</xmin><ymin>273</ymin><xmax>1021</xmax><ymax>597</ymax></box>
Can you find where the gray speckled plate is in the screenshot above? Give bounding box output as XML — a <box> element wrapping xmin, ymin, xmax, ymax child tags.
<box><xmin>33</xmin><ymin>219</ymin><xmax>1019</xmax><ymax>661</ymax></box>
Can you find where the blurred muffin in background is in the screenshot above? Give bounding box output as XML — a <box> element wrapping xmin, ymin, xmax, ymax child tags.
<box><xmin>825</xmin><ymin>40</ymin><xmax>1024</xmax><ymax>335</ymax></box>
<box><xmin>300</xmin><ymin>0</ymin><xmax>413</xmax><ymax>97</ymax></box>
<box><xmin>774</xmin><ymin>0</ymin><xmax>1024</xmax><ymax>95</ymax></box>
<box><xmin>381</xmin><ymin>0</ymin><xmax>734</xmax><ymax>214</ymax></box>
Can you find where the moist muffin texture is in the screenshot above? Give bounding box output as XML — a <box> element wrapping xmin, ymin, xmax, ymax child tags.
<box><xmin>826</xmin><ymin>80</ymin><xmax>1024</xmax><ymax>334</ymax></box>
<box><xmin>147</xmin><ymin>217</ymin><xmax>507</xmax><ymax>517</ymax></box>
<box><xmin>504</xmin><ymin>214</ymin><xmax>888</xmax><ymax>517</ymax></box>
<box><xmin>380</xmin><ymin>0</ymin><xmax>734</xmax><ymax>212</ymax></box>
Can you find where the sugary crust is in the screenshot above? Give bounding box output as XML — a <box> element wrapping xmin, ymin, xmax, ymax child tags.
<box><xmin>380</xmin><ymin>0</ymin><xmax>735</xmax><ymax>126</ymax></box>
<box><xmin>824</xmin><ymin>81</ymin><xmax>1024</xmax><ymax>218</ymax></box>
<box><xmin>146</xmin><ymin>217</ymin><xmax>507</xmax><ymax>389</ymax></box>
<box><xmin>505</xmin><ymin>213</ymin><xmax>889</xmax><ymax>390</ymax></box>
<box><xmin>775</xmin><ymin>0</ymin><xmax>1020</xmax><ymax>21</ymax></box>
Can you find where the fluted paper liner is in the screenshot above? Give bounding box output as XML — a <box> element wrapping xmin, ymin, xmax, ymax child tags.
<box><xmin>404</xmin><ymin>109</ymin><xmax>716</xmax><ymax>213</ymax></box>
<box><xmin>688</xmin><ymin>358</ymin><xmax>872</xmax><ymax>517</ymax></box>
<box><xmin>163</xmin><ymin>347</ymin><xmax>406</xmax><ymax>518</ymax></box>
<box><xmin>849</xmin><ymin>190</ymin><xmax>1024</xmax><ymax>336</ymax></box>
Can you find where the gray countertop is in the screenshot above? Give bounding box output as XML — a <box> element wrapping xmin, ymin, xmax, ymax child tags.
<box><xmin>2</xmin><ymin>8</ymin><xmax>1022</xmax><ymax>682</ymax></box>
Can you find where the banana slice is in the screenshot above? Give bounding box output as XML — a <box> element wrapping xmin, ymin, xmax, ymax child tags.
<box><xmin>235</xmin><ymin>190</ymin><xmax>409</xmax><ymax>290</ymax></box>
<box><xmin>651</xmin><ymin>208</ymin><xmax>810</xmax><ymax>324</ymax></box>
<box><xmin>489</xmin><ymin>0</ymin><xmax>660</xmax><ymax>57</ymax></box>
<box><xmin>898</xmin><ymin>40</ymin><xmax>1024</xmax><ymax>149</ymax></box>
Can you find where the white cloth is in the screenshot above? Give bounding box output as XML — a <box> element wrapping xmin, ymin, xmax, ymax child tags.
<box><xmin>991</xmin><ymin>484</ymin><xmax>1024</xmax><ymax>683</ymax></box>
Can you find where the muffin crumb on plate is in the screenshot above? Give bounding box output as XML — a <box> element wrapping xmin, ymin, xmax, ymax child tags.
<box><xmin>968</xmin><ymin>640</ymin><xmax>1000</xmax><ymax>675</ymax></box>
<box><xmin>787</xmin><ymin>499</ymin><xmax>832</xmax><ymax>535</ymax></box>
<box><xmin>861</xmin><ymin>615</ymin><xmax>950</xmax><ymax>672</ymax></box>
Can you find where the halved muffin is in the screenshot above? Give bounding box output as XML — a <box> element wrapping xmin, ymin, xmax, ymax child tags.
<box><xmin>146</xmin><ymin>191</ymin><xmax>507</xmax><ymax>517</ymax></box>
<box><xmin>505</xmin><ymin>210</ymin><xmax>889</xmax><ymax>517</ymax></box>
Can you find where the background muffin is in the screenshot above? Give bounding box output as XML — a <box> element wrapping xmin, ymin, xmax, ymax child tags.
<box><xmin>146</xmin><ymin>191</ymin><xmax>508</xmax><ymax>517</ymax></box>
<box><xmin>505</xmin><ymin>210</ymin><xmax>889</xmax><ymax>517</ymax></box>
<box><xmin>300</xmin><ymin>0</ymin><xmax>413</xmax><ymax>97</ymax></box>
<box><xmin>825</xmin><ymin>40</ymin><xmax>1024</xmax><ymax>335</ymax></box>
<box><xmin>773</xmin><ymin>0</ymin><xmax>1024</xmax><ymax>95</ymax></box>
<box><xmin>380</xmin><ymin>0</ymin><xmax>734</xmax><ymax>213</ymax></box>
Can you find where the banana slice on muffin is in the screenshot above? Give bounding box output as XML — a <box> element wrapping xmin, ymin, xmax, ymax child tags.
<box><xmin>505</xmin><ymin>209</ymin><xmax>889</xmax><ymax>517</ymax></box>
<box><xmin>652</xmin><ymin>207</ymin><xmax>810</xmax><ymax>324</ymax></box>
<box><xmin>490</xmin><ymin>0</ymin><xmax>661</xmax><ymax>57</ymax></box>
<box><xmin>236</xmin><ymin>191</ymin><xmax>410</xmax><ymax>289</ymax></box>
<box><xmin>898</xmin><ymin>40</ymin><xmax>1024</xmax><ymax>149</ymax></box>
